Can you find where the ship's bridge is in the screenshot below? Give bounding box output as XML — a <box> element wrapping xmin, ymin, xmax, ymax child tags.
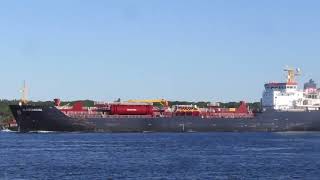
<box><xmin>262</xmin><ymin>67</ymin><xmax>303</xmax><ymax>110</ymax></box>
<box><xmin>262</xmin><ymin>82</ymin><xmax>303</xmax><ymax>110</ymax></box>
<box><xmin>264</xmin><ymin>82</ymin><xmax>298</xmax><ymax>92</ymax></box>
<box><xmin>262</xmin><ymin>68</ymin><xmax>320</xmax><ymax>111</ymax></box>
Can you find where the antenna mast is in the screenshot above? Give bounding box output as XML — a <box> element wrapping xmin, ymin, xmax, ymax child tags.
<box><xmin>284</xmin><ymin>67</ymin><xmax>301</xmax><ymax>83</ymax></box>
<box><xmin>20</xmin><ymin>81</ymin><xmax>28</xmax><ymax>105</ymax></box>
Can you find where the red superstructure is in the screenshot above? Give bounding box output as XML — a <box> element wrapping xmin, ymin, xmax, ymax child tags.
<box><xmin>205</xmin><ymin>101</ymin><xmax>254</xmax><ymax>118</ymax></box>
<box><xmin>54</xmin><ymin>98</ymin><xmax>254</xmax><ymax>119</ymax></box>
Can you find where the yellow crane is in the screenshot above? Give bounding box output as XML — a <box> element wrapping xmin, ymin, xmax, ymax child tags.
<box><xmin>127</xmin><ymin>99</ymin><xmax>169</xmax><ymax>107</ymax></box>
<box><xmin>284</xmin><ymin>67</ymin><xmax>301</xmax><ymax>83</ymax></box>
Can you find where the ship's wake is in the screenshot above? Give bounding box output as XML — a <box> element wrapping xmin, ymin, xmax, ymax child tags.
<box><xmin>1</xmin><ymin>129</ymin><xmax>58</xmax><ymax>134</ymax></box>
<box><xmin>0</xmin><ymin>129</ymin><xmax>16</xmax><ymax>133</ymax></box>
<box><xmin>29</xmin><ymin>131</ymin><xmax>57</xmax><ymax>134</ymax></box>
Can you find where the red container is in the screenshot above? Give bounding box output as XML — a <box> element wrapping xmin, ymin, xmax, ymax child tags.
<box><xmin>110</xmin><ymin>105</ymin><xmax>153</xmax><ymax>115</ymax></box>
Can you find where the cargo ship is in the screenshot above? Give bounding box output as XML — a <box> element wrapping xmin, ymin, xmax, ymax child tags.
<box><xmin>9</xmin><ymin>68</ymin><xmax>320</xmax><ymax>132</ymax></box>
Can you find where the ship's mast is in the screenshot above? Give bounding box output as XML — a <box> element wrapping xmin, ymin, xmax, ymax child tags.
<box><xmin>284</xmin><ymin>67</ymin><xmax>301</xmax><ymax>83</ymax></box>
<box><xmin>20</xmin><ymin>81</ymin><xmax>28</xmax><ymax>105</ymax></box>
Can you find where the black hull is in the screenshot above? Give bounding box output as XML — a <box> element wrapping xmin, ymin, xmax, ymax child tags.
<box><xmin>9</xmin><ymin>105</ymin><xmax>320</xmax><ymax>132</ymax></box>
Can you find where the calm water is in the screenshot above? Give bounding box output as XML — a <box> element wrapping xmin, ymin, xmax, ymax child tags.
<box><xmin>1</xmin><ymin>132</ymin><xmax>320</xmax><ymax>180</ymax></box>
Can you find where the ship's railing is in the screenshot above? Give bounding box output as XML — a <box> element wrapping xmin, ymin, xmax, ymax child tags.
<box><xmin>103</xmin><ymin>115</ymin><xmax>154</xmax><ymax>118</ymax></box>
<box><xmin>67</xmin><ymin>114</ymin><xmax>155</xmax><ymax>119</ymax></box>
<box><xmin>204</xmin><ymin>113</ymin><xmax>254</xmax><ymax>119</ymax></box>
<box><xmin>65</xmin><ymin>112</ymin><xmax>254</xmax><ymax>119</ymax></box>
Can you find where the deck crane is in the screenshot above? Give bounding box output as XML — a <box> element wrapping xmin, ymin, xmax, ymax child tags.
<box><xmin>127</xmin><ymin>99</ymin><xmax>169</xmax><ymax>107</ymax></box>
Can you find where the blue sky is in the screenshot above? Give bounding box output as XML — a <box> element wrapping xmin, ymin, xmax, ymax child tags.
<box><xmin>1</xmin><ymin>0</ymin><xmax>320</xmax><ymax>102</ymax></box>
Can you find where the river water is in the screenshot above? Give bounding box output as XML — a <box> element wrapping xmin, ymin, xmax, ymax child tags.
<box><xmin>1</xmin><ymin>131</ymin><xmax>320</xmax><ymax>180</ymax></box>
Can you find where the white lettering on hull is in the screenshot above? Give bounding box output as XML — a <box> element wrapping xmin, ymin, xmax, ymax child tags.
<box><xmin>22</xmin><ymin>108</ymin><xmax>43</xmax><ymax>112</ymax></box>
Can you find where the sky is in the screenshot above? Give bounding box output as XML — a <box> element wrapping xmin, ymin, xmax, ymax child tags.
<box><xmin>0</xmin><ymin>0</ymin><xmax>320</xmax><ymax>102</ymax></box>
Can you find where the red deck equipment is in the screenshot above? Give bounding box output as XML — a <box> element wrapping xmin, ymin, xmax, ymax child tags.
<box><xmin>110</xmin><ymin>104</ymin><xmax>153</xmax><ymax>115</ymax></box>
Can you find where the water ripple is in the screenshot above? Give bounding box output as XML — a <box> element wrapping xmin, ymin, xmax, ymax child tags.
<box><xmin>1</xmin><ymin>132</ymin><xmax>320</xmax><ymax>179</ymax></box>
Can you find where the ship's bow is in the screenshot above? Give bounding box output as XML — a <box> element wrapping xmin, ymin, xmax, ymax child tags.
<box><xmin>9</xmin><ymin>105</ymin><xmax>25</xmax><ymax>132</ymax></box>
<box><xmin>9</xmin><ymin>105</ymin><xmax>43</xmax><ymax>132</ymax></box>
